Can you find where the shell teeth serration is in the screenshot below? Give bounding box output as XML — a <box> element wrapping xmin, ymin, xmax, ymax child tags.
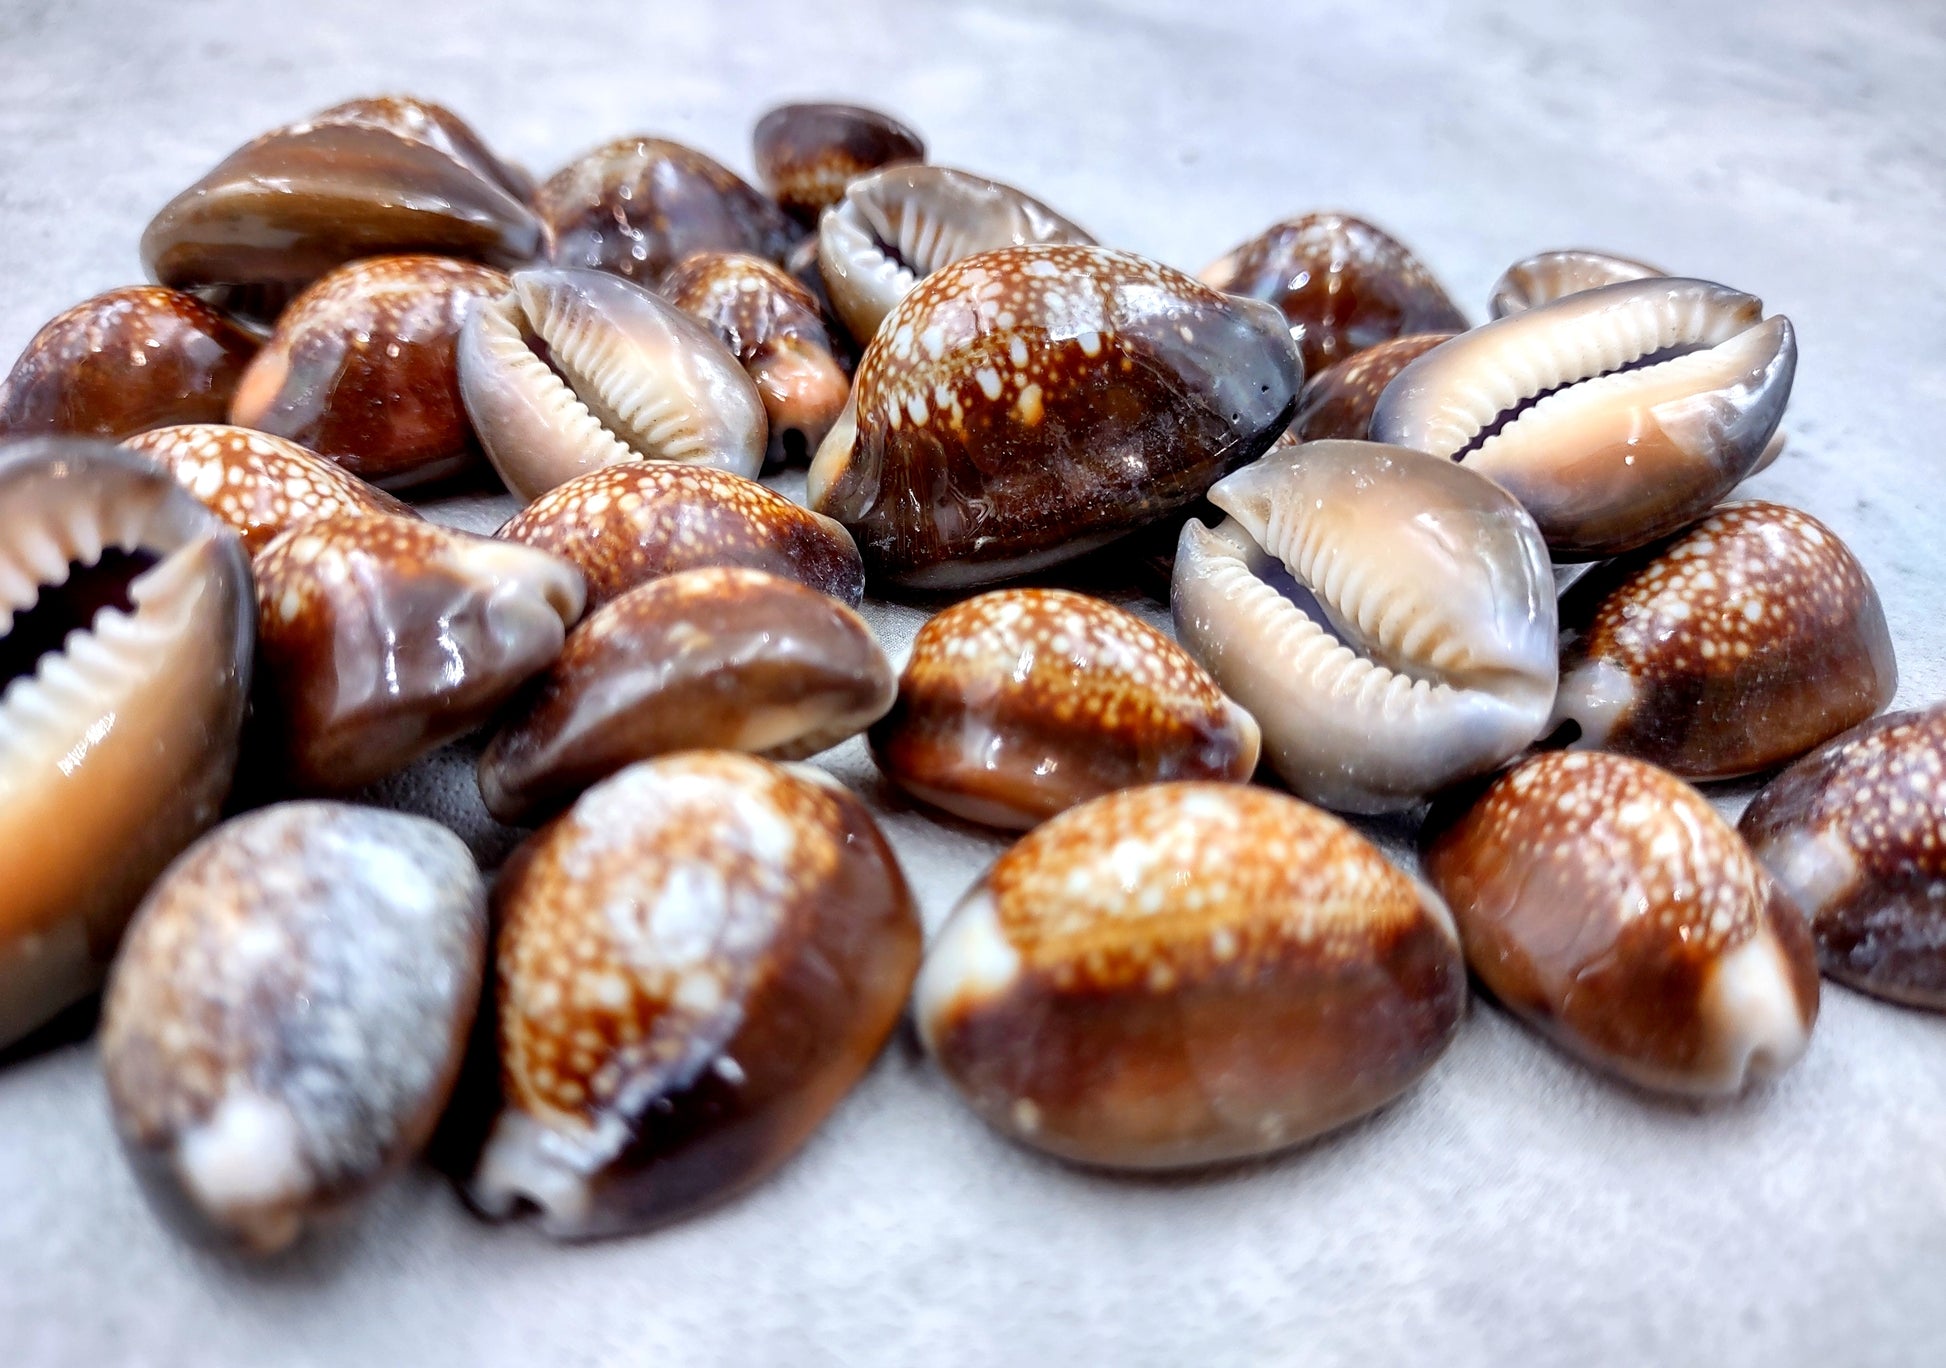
<box><xmin>487</xmin><ymin>292</ymin><xmax>640</xmax><ymax>470</ymax></box>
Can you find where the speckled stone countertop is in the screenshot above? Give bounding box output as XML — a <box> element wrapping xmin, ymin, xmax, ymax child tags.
<box><xmin>2</xmin><ymin>2</ymin><xmax>1942</xmax><ymax>1364</ymax></box>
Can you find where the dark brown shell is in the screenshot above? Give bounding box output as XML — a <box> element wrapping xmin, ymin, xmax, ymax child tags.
<box><xmin>497</xmin><ymin>462</ymin><xmax>864</xmax><ymax>609</ymax></box>
<box><xmin>1293</xmin><ymin>332</ymin><xmax>1455</xmax><ymax>441</ymax></box>
<box><xmin>1552</xmin><ymin>501</ymin><xmax>1897</xmax><ymax>778</ymax></box>
<box><xmin>309</xmin><ymin>95</ymin><xmax>534</xmax><ymax>201</ymax></box>
<box><xmin>0</xmin><ymin>287</ymin><xmax>258</xmax><ymax>441</ymax></box>
<box><xmin>1198</xmin><ymin>213</ymin><xmax>1468</xmax><ymax>375</ymax></box>
<box><xmin>470</xmin><ymin>752</ymin><xmax>921</xmax><ymax>1239</ymax></box>
<box><xmin>1740</xmin><ymin>706</ymin><xmax>1946</xmax><ymax>1009</ymax></box>
<box><xmin>808</xmin><ymin>244</ymin><xmax>1304</xmax><ymax>589</ymax></box>
<box><xmin>660</xmin><ymin>252</ymin><xmax>851</xmax><ymax>466</ymax></box>
<box><xmin>228</xmin><ymin>256</ymin><xmax>509</xmax><ymax>489</ymax></box>
<box><xmin>141</xmin><ymin>107</ymin><xmax>540</xmax><ymax>318</ymax></box>
<box><xmin>1425</xmin><ymin>751</ymin><xmax>1820</xmax><ymax>1095</ymax></box>
<box><xmin>752</xmin><ymin>102</ymin><xmax>925</xmax><ymax>226</ymax></box>
<box><xmin>534</xmin><ymin>137</ymin><xmax>803</xmax><ymax>289</ymax></box>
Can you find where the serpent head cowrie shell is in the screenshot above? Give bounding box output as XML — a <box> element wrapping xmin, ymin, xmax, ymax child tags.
<box><xmin>753</xmin><ymin>102</ymin><xmax>925</xmax><ymax>227</ymax></box>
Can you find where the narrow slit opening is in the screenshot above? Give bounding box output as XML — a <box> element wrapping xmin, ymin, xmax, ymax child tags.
<box><xmin>0</xmin><ymin>549</ymin><xmax>158</xmax><ymax>691</ymax></box>
<box><xmin>1455</xmin><ymin>340</ymin><xmax>1704</xmax><ymax>462</ymax></box>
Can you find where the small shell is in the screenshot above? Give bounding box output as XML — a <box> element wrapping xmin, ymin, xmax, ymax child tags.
<box><xmin>816</xmin><ymin>165</ymin><xmax>1094</xmax><ymax>345</ymax></box>
<box><xmin>458</xmin><ymin>267</ymin><xmax>767</xmax><ymax>499</ymax></box>
<box><xmin>1371</xmin><ymin>278</ymin><xmax>1796</xmax><ymax>558</ymax></box>
<box><xmin>470</xmin><ymin>752</ymin><xmax>921</xmax><ymax>1239</ymax></box>
<box><xmin>0</xmin><ymin>438</ymin><xmax>252</xmax><ymax>1047</ymax></box>
<box><xmin>1488</xmin><ymin>248</ymin><xmax>1665</xmax><ymax>318</ymax></box>
<box><xmin>753</xmin><ymin>102</ymin><xmax>925</xmax><ymax>226</ymax></box>
<box><xmin>478</xmin><ymin>568</ymin><xmax>895</xmax><ymax>824</ymax></box>
<box><xmin>1424</xmin><ymin>751</ymin><xmax>1819</xmax><ymax>1096</ymax></box>
<box><xmin>496</xmin><ymin>462</ymin><xmax>863</xmax><ymax>609</ymax></box>
<box><xmin>1198</xmin><ymin>213</ymin><xmax>1468</xmax><ymax>375</ymax></box>
<box><xmin>1740</xmin><ymin>706</ymin><xmax>1946</xmax><ymax>1010</ymax></box>
<box><xmin>101</xmin><ymin>802</ymin><xmax>487</xmax><ymax>1253</ymax></box>
<box><xmin>809</xmin><ymin>244</ymin><xmax>1303</xmax><ymax>589</ymax></box>
<box><xmin>534</xmin><ymin>136</ymin><xmax>802</xmax><ymax>289</ymax></box>
<box><xmin>916</xmin><ymin>783</ymin><xmax>1465</xmax><ymax>1168</ymax></box>
<box><xmin>1292</xmin><ymin>332</ymin><xmax>1455</xmax><ymax>441</ymax></box>
<box><xmin>228</xmin><ymin>255</ymin><xmax>510</xmax><ymax>489</ymax></box>
<box><xmin>870</xmin><ymin>589</ymin><xmax>1259</xmax><ymax>828</ymax></box>
<box><xmin>1551</xmin><ymin>501</ymin><xmax>1896</xmax><ymax>778</ymax></box>
<box><xmin>661</xmin><ymin>252</ymin><xmax>851</xmax><ymax>466</ymax></box>
<box><xmin>0</xmin><ymin>287</ymin><xmax>258</xmax><ymax>441</ymax></box>
<box><xmin>123</xmin><ymin>424</ymin><xmax>415</xmax><ymax>555</ymax></box>
<box><xmin>1172</xmin><ymin>439</ymin><xmax>1557</xmax><ymax>813</ymax></box>
<box><xmin>251</xmin><ymin>514</ymin><xmax>584</xmax><ymax>793</ymax></box>
<box><xmin>141</xmin><ymin>102</ymin><xmax>539</xmax><ymax>318</ymax></box>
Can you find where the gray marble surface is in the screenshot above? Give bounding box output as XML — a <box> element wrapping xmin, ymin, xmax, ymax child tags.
<box><xmin>2</xmin><ymin>1</ymin><xmax>1944</xmax><ymax>1364</ymax></box>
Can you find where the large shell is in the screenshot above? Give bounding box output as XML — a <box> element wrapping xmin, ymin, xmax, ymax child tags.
<box><xmin>1197</xmin><ymin>213</ymin><xmax>1468</xmax><ymax>375</ymax></box>
<box><xmin>470</xmin><ymin>753</ymin><xmax>921</xmax><ymax>1239</ymax></box>
<box><xmin>458</xmin><ymin>268</ymin><xmax>767</xmax><ymax>499</ymax></box>
<box><xmin>1739</xmin><ymin>706</ymin><xmax>1946</xmax><ymax>1010</ymax></box>
<box><xmin>478</xmin><ymin>568</ymin><xmax>895</xmax><ymax>824</ymax></box>
<box><xmin>0</xmin><ymin>288</ymin><xmax>258</xmax><ymax>441</ymax></box>
<box><xmin>140</xmin><ymin>102</ymin><xmax>539</xmax><ymax>319</ymax></box>
<box><xmin>916</xmin><ymin>783</ymin><xmax>1465</xmax><ymax>1168</ymax></box>
<box><xmin>229</xmin><ymin>255</ymin><xmax>510</xmax><ymax>489</ymax></box>
<box><xmin>1488</xmin><ymin>248</ymin><xmax>1665</xmax><ymax>318</ymax></box>
<box><xmin>1292</xmin><ymin>332</ymin><xmax>1455</xmax><ymax>441</ymax></box>
<box><xmin>100</xmin><ymin>803</ymin><xmax>487</xmax><ymax>1254</ymax></box>
<box><xmin>1551</xmin><ymin>501</ymin><xmax>1896</xmax><ymax>778</ymax></box>
<box><xmin>753</xmin><ymin>102</ymin><xmax>925</xmax><ymax>226</ymax></box>
<box><xmin>533</xmin><ymin>136</ymin><xmax>802</xmax><ymax>289</ymax></box>
<box><xmin>496</xmin><ymin>462</ymin><xmax>863</xmax><ymax>609</ymax></box>
<box><xmin>808</xmin><ymin>244</ymin><xmax>1304</xmax><ymax>589</ymax></box>
<box><xmin>816</xmin><ymin>165</ymin><xmax>1094</xmax><ymax>346</ymax></box>
<box><xmin>1371</xmin><ymin>277</ymin><xmax>1796</xmax><ymax>558</ymax></box>
<box><xmin>251</xmin><ymin>514</ymin><xmax>583</xmax><ymax>793</ymax></box>
<box><xmin>308</xmin><ymin>94</ymin><xmax>534</xmax><ymax>201</ymax></box>
<box><xmin>1424</xmin><ymin>751</ymin><xmax>1819</xmax><ymax>1096</ymax></box>
<box><xmin>123</xmin><ymin>425</ymin><xmax>415</xmax><ymax>555</ymax></box>
<box><xmin>0</xmin><ymin>438</ymin><xmax>252</xmax><ymax>1047</ymax></box>
<box><xmin>870</xmin><ymin>589</ymin><xmax>1259</xmax><ymax>828</ymax></box>
<box><xmin>1172</xmin><ymin>439</ymin><xmax>1556</xmax><ymax>813</ymax></box>
<box><xmin>660</xmin><ymin>252</ymin><xmax>851</xmax><ymax>466</ymax></box>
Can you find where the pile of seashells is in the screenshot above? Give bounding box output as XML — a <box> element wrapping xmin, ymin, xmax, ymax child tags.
<box><xmin>0</xmin><ymin>94</ymin><xmax>1936</xmax><ymax>1254</ymax></box>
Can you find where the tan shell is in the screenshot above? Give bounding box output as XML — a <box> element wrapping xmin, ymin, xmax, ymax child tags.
<box><xmin>496</xmin><ymin>462</ymin><xmax>863</xmax><ymax>609</ymax></box>
<box><xmin>100</xmin><ymin>802</ymin><xmax>486</xmax><ymax>1254</ymax></box>
<box><xmin>123</xmin><ymin>424</ymin><xmax>414</xmax><ymax>555</ymax></box>
<box><xmin>470</xmin><ymin>752</ymin><xmax>921</xmax><ymax>1239</ymax></box>
<box><xmin>916</xmin><ymin>783</ymin><xmax>1465</xmax><ymax>1168</ymax></box>
<box><xmin>1425</xmin><ymin>751</ymin><xmax>1819</xmax><ymax>1096</ymax></box>
<box><xmin>1551</xmin><ymin>501</ymin><xmax>1896</xmax><ymax>778</ymax></box>
<box><xmin>478</xmin><ymin>568</ymin><xmax>895</xmax><ymax>824</ymax></box>
<box><xmin>870</xmin><ymin>589</ymin><xmax>1259</xmax><ymax>828</ymax></box>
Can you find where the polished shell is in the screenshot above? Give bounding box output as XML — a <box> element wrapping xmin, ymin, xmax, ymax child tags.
<box><xmin>809</xmin><ymin>244</ymin><xmax>1304</xmax><ymax>589</ymax></box>
<box><xmin>870</xmin><ymin>588</ymin><xmax>1259</xmax><ymax>828</ymax></box>
<box><xmin>916</xmin><ymin>783</ymin><xmax>1466</xmax><ymax>1168</ymax></box>
<box><xmin>1292</xmin><ymin>332</ymin><xmax>1455</xmax><ymax>441</ymax></box>
<box><xmin>753</xmin><ymin>102</ymin><xmax>925</xmax><ymax>225</ymax></box>
<box><xmin>1488</xmin><ymin>248</ymin><xmax>1665</xmax><ymax>317</ymax></box>
<box><xmin>1172</xmin><ymin>439</ymin><xmax>1557</xmax><ymax>813</ymax></box>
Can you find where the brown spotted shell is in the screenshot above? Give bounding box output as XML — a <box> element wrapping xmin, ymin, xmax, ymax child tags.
<box><xmin>808</xmin><ymin>244</ymin><xmax>1304</xmax><ymax>589</ymax></box>
<box><xmin>100</xmin><ymin>802</ymin><xmax>487</xmax><ymax>1254</ymax></box>
<box><xmin>497</xmin><ymin>462</ymin><xmax>864</xmax><ymax>609</ymax></box>
<box><xmin>122</xmin><ymin>424</ymin><xmax>414</xmax><ymax>555</ymax></box>
<box><xmin>228</xmin><ymin>255</ymin><xmax>509</xmax><ymax>489</ymax></box>
<box><xmin>1740</xmin><ymin>706</ymin><xmax>1946</xmax><ymax>1010</ymax></box>
<box><xmin>534</xmin><ymin>137</ymin><xmax>803</xmax><ymax>290</ymax></box>
<box><xmin>478</xmin><ymin>568</ymin><xmax>896</xmax><ymax>824</ymax></box>
<box><xmin>660</xmin><ymin>252</ymin><xmax>851</xmax><ymax>466</ymax></box>
<box><xmin>0</xmin><ymin>287</ymin><xmax>258</xmax><ymax>441</ymax></box>
<box><xmin>1424</xmin><ymin>751</ymin><xmax>1820</xmax><ymax>1095</ymax></box>
<box><xmin>1552</xmin><ymin>501</ymin><xmax>1897</xmax><ymax>778</ymax></box>
<box><xmin>469</xmin><ymin>752</ymin><xmax>921</xmax><ymax>1239</ymax></box>
<box><xmin>752</xmin><ymin>102</ymin><xmax>925</xmax><ymax>225</ymax></box>
<box><xmin>1292</xmin><ymin>332</ymin><xmax>1456</xmax><ymax>441</ymax></box>
<box><xmin>251</xmin><ymin>514</ymin><xmax>584</xmax><ymax>793</ymax></box>
<box><xmin>870</xmin><ymin>589</ymin><xmax>1259</xmax><ymax>828</ymax></box>
<box><xmin>1198</xmin><ymin>213</ymin><xmax>1468</xmax><ymax>375</ymax></box>
<box><xmin>917</xmin><ymin>782</ymin><xmax>1464</xmax><ymax>1168</ymax></box>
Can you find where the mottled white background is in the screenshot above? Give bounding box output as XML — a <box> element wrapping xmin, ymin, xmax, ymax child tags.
<box><xmin>1</xmin><ymin>1</ymin><xmax>1943</xmax><ymax>1364</ymax></box>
